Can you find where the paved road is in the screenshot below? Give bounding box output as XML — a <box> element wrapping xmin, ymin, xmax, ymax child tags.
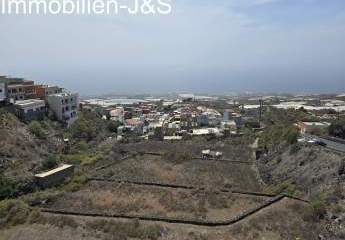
<box><xmin>304</xmin><ymin>134</ymin><xmax>345</xmax><ymax>153</ymax></box>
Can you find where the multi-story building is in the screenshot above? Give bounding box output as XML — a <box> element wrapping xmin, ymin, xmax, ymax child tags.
<box><xmin>14</xmin><ymin>99</ymin><xmax>46</xmax><ymax>121</ymax></box>
<box><xmin>109</xmin><ymin>107</ymin><xmax>124</xmax><ymax>123</ymax></box>
<box><xmin>6</xmin><ymin>79</ymin><xmax>36</xmax><ymax>102</ymax></box>
<box><xmin>47</xmin><ymin>92</ymin><xmax>79</xmax><ymax>126</ymax></box>
<box><xmin>35</xmin><ymin>85</ymin><xmax>62</xmax><ymax>99</ymax></box>
<box><xmin>0</xmin><ymin>81</ymin><xmax>6</xmax><ymax>103</ymax></box>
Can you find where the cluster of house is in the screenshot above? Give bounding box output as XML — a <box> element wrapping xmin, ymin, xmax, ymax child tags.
<box><xmin>82</xmin><ymin>97</ymin><xmax>245</xmax><ymax>141</ymax></box>
<box><xmin>0</xmin><ymin>76</ymin><xmax>79</xmax><ymax>126</ymax></box>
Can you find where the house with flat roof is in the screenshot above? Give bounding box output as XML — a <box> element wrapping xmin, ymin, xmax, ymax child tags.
<box><xmin>35</xmin><ymin>164</ymin><xmax>74</xmax><ymax>188</ymax></box>
<box><xmin>34</xmin><ymin>85</ymin><xmax>62</xmax><ymax>99</ymax></box>
<box><xmin>6</xmin><ymin>79</ymin><xmax>36</xmax><ymax>102</ymax></box>
<box><xmin>14</xmin><ymin>99</ymin><xmax>46</xmax><ymax>121</ymax></box>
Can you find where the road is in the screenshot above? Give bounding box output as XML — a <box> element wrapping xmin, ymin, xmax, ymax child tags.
<box><xmin>304</xmin><ymin>134</ymin><xmax>345</xmax><ymax>153</ymax></box>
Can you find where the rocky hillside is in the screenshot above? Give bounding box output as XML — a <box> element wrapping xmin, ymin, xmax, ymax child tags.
<box><xmin>257</xmin><ymin>144</ymin><xmax>345</xmax><ymax>239</ymax></box>
<box><xmin>258</xmin><ymin>144</ymin><xmax>344</xmax><ymax>195</ymax></box>
<box><xmin>0</xmin><ymin>110</ymin><xmax>64</xmax><ymax>182</ymax></box>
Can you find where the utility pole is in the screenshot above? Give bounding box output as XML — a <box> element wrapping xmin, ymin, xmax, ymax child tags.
<box><xmin>259</xmin><ymin>99</ymin><xmax>263</xmax><ymax>124</ymax></box>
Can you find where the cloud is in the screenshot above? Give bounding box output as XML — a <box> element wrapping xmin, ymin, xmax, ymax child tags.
<box><xmin>252</xmin><ymin>0</ymin><xmax>281</xmax><ymax>5</ymax></box>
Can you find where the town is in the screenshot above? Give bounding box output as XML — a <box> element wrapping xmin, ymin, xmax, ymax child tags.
<box><xmin>1</xmin><ymin>74</ymin><xmax>345</xmax><ymax>240</ymax></box>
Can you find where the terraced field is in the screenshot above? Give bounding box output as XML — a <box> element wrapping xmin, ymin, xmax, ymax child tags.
<box><xmin>93</xmin><ymin>154</ymin><xmax>261</xmax><ymax>191</ymax></box>
<box><xmin>42</xmin><ymin>180</ymin><xmax>270</xmax><ymax>221</ymax></box>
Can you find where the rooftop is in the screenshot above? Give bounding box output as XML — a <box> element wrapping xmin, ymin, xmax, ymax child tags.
<box><xmin>48</xmin><ymin>91</ymin><xmax>78</xmax><ymax>97</ymax></box>
<box><xmin>302</xmin><ymin>122</ymin><xmax>330</xmax><ymax>126</ymax></box>
<box><xmin>14</xmin><ymin>99</ymin><xmax>45</xmax><ymax>108</ymax></box>
<box><xmin>35</xmin><ymin>164</ymin><xmax>73</xmax><ymax>178</ymax></box>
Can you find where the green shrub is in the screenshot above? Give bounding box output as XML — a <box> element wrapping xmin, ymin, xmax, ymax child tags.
<box><xmin>303</xmin><ymin>195</ymin><xmax>327</xmax><ymax>222</ymax></box>
<box><xmin>265</xmin><ymin>181</ymin><xmax>298</xmax><ymax>196</ymax></box>
<box><xmin>69</xmin><ymin>116</ymin><xmax>96</xmax><ymax>140</ymax></box>
<box><xmin>0</xmin><ymin>111</ymin><xmax>17</xmax><ymax>128</ymax></box>
<box><xmin>304</xmin><ymin>201</ymin><xmax>327</xmax><ymax>222</ymax></box>
<box><xmin>259</xmin><ymin>124</ymin><xmax>299</xmax><ymax>148</ymax></box>
<box><xmin>329</xmin><ymin>120</ymin><xmax>345</xmax><ymax>139</ymax></box>
<box><xmin>63</xmin><ymin>172</ymin><xmax>87</xmax><ymax>192</ymax></box>
<box><xmin>0</xmin><ymin>175</ymin><xmax>18</xmax><ymax>200</ymax></box>
<box><xmin>61</xmin><ymin>152</ymin><xmax>100</xmax><ymax>166</ymax></box>
<box><xmin>285</xmin><ymin>127</ymin><xmax>299</xmax><ymax>144</ymax></box>
<box><xmin>28</xmin><ymin>121</ymin><xmax>46</xmax><ymax>138</ymax></box>
<box><xmin>0</xmin><ymin>199</ymin><xmax>31</xmax><ymax>227</ymax></box>
<box><xmin>108</xmin><ymin>120</ymin><xmax>122</xmax><ymax>133</ymax></box>
<box><xmin>76</xmin><ymin>141</ymin><xmax>89</xmax><ymax>152</ymax></box>
<box><xmin>41</xmin><ymin>155</ymin><xmax>58</xmax><ymax>170</ymax></box>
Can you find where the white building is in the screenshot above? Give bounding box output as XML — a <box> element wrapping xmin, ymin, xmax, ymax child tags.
<box><xmin>297</xmin><ymin>121</ymin><xmax>331</xmax><ymax>134</ymax></box>
<box><xmin>47</xmin><ymin>92</ymin><xmax>79</xmax><ymax>126</ymax></box>
<box><xmin>109</xmin><ymin>107</ymin><xmax>124</xmax><ymax>123</ymax></box>
<box><xmin>0</xmin><ymin>82</ymin><xmax>6</xmax><ymax>102</ymax></box>
<box><xmin>14</xmin><ymin>99</ymin><xmax>46</xmax><ymax>121</ymax></box>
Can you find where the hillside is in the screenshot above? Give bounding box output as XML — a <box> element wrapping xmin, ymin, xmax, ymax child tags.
<box><xmin>0</xmin><ymin>111</ymin><xmax>61</xmax><ymax>177</ymax></box>
<box><xmin>1</xmin><ymin>109</ymin><xmax>345</xmax><ymax>239</ymax></box>
<box><xmin>258</xmin><ymin>144</ymin><xmax>345</xmax><ymax>239</ymax></box>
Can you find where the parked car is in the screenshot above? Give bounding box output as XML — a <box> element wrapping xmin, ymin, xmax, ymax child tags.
<box><xmin>315</xmin><ymin>140</ymin><xmax>327</xmax><ymax>147</ymax></box>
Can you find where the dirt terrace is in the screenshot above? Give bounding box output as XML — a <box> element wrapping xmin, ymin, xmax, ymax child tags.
<box><xmin>93</xmin><ymin>154</ymin><xmax>261</xmax><ymax>192</ymax></box>
<box><xmin>42</xmin><ymin>180</ymin><xmax>269</xmax><ymax>222</ymax></box>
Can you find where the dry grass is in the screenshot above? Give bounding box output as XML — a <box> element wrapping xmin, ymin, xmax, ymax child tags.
<box><xmin>43</xmin><ymin>181</ymin><xmax>268</xmax><ymax>221</ymax></box>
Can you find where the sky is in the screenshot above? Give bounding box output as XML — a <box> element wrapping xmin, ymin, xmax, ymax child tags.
<box><xmin>0</xmin><ymin>0</ymin><xmax>345</xmax><ymax>95</ymax></box>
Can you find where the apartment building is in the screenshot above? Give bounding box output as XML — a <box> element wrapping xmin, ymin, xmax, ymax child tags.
<box><xmin>6</xmin><ymin>79</ymin><xmax>36</xmax><ymax>102</ymax></box>
<box><xmin>35</xmin><ymin>85</ymin><xmax>62</xmax><ymax>99</ymax></box>
<box><xmin>14</xmin><ymin>99</ymin><xmax>46</xmax><ymax>121</ymax></box>
<box><xmin>0</xmin><ymin>81</ymin><xmax>6</xmax><ymax>103</ymax></box>
<box><xmin>47</xmin><ymin>92</ymin><xmax>79</xmax><ymax>126</ymax></box>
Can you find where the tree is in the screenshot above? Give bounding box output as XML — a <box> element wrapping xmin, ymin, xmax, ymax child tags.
<box><xmin>107</xmin><ymin>120</ymin><xmax>122</xmax><ymax>133</ymax></box>
<box><xmin>285</xmin><ymin>127</ymin><xmax>299</xmax><ymax>144</ymax></box>
<box><xmin>28</xmin><ymin>121</ymin><xmax>46</xmax><ymax>138</ymax></box>
<box><xmin>69</xmin><ymin>116</ymin><xmax>96</xmax><ymax>140</ymax></box>
<box><xmin>41</xmin><ymin>155</ymin><xmax>58</xmax><ymax>170</ymax></box>
<box><xmin>0</xmin><ymin>175</ymin><xmax>18</xmax><ymax>200</ymax></box>
<box><xmin>329</xmin><ymin>120</ymin><xmax>345</xmax><ymax>139</ymax></box>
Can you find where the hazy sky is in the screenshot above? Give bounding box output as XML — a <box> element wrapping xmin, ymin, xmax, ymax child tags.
<box><xmin>1</xmin><ymin>0</ymin><xmax>345</xmax><ymax>95</ymax></box>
